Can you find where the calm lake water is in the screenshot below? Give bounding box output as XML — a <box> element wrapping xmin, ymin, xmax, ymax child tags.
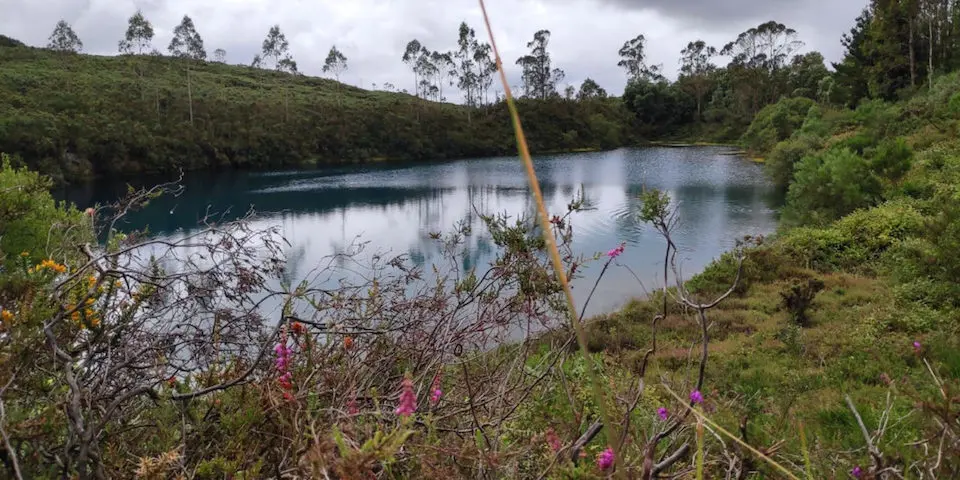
<box><xmin>58</xmin><ymin>147</ymin><xmax>779</xmax><ymax>318</ymax></box>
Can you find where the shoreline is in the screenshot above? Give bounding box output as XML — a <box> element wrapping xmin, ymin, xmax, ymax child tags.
<box><xmin>53</xmin><ymin>141</ymin><xmax>751</xmax><ymax>188</ymax></box>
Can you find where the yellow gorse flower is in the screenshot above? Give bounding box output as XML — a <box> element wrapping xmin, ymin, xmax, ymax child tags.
<box><xmin>0</xmin><ymin>310</ymin><xmax>13</xmax><ymax>323</ymax></box>
<box><xmin>37</xmin><ymin>259</ymin><xmax>67</xmax><ymax>274</ymax></box>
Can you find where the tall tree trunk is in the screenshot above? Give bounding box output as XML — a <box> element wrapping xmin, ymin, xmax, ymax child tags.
<box><xmin>696</xmin><ymin>93</ymin><xmax>702</xmax><ymax>122</ymax></box>
<box><xmin>929</xmin><ymin>11</ymin><xmax>935</xmax><ymax>88</ymax></box>
<box><xmin>187</xmin><ymin>67</ymin><xmax>194</xmax><ymax>127</ymax></box>
<box><xmin>910</xmin><ymin>18</ymin><xmax>917</xmax><ymax>87</ymax></box>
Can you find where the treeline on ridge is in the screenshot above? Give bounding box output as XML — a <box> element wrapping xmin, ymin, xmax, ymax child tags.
<box><xmin>4</xmin><ymin>1</ymin><xmax>959</xmax><ymax>183</ymax></box>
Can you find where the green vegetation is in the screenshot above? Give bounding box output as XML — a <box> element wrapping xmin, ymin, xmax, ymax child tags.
<box><xmin>0</xmin><ymin>8</ymin><xmax>902</xmax><ymax>184</ymax></box>
<box><xmin>0</xmin><ymin>44</ymin><xmax>635</xmax><ymax>185</ymax></box>
<box><xmin>2</xmin><ymin>0</ymin><xmax>960</xmax><ymax>478</ymax></box>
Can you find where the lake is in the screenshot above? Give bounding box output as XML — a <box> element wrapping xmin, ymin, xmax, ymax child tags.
<box><xmin>58</xmin><ymin>147</ymin><xmax>779</xmax><ymax>318</ymax></box>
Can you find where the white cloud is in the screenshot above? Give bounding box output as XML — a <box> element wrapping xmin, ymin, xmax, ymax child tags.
<box><xmin>2</xmin><ymin>0</ymin><xmax>869</xmax><ymax>100</ymax></box>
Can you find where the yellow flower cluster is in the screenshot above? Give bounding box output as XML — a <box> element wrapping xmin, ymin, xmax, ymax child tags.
<box><xmin>36</xmin><ymin>259</ymin><xmax>67</xmax><ymax>274</ymax></box>
<box><xmin>0</xmin><ymin>310</ymin><xmax>13</xmax><ymax>323</ymax></box>
<box><xmin>67</xmin><ymin>302</ymin><xmax>101</xmax><ymax>329</ymax></box>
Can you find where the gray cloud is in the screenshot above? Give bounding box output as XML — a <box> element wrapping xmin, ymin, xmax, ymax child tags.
<box><xmin>1</xmin><ymin>0</ymin><xmax>869</xmax><ymax>100</ymax></box>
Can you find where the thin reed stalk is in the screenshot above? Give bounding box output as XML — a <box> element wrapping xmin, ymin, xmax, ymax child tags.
<box><xmin>664</xmin><ymin>385</ymin><xmax>802</xmax><ymax>480</ymax></box>
<box><xmin>475</xmin><ymin>0</ymin><xmax>624</xmax><ymax>474</ymax></box>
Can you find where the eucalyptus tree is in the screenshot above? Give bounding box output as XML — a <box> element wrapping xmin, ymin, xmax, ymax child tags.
<box><xmin>261</xmin><ymin>25</ymin><xmax>296</xmax><ymax>73</ymax></box>
<box><xmin>474</xmin><ymin>43</ymin><xmax>497</xmax><ymax>105</ymax></box>
<box><xmin>323</xmin><ymin>45</ymin><xmax>349</xmax><ymax>105</ymax></box>
<box><xmin>47</xmin><ymin>20</ymin><xmax>83</xmax><ymax>52</ymax></box>
<box><xmin>402</xmin><ymin>39</ymin><xmax>428</xmax><ymax>98</ymax></box>
<box><xmin>168</xmin><ymin>15</ymin><xmax>206</xmax><ymax>60</ymax></box>
<box><xmin>455</xmin><ymin>23</ymin><xmax>480</xmax><ymax>105</ymax></box>
<box><xmin>429</xmin><ymin>51</ymin><xmax>456</xmax><ymax>102</ymax></box>
<box><xmin>679</xmin><ymin>40</ymin><xmax>717</xmax><ymax>120</ymax></box>
<box><xmin>516</xmin><ymin>29</ymin><xmax>564</xmax><ymax>99</ymax></box>
<box><xmin>617</xmin><ymin>34</ymin><xmax>647</xmax><ymax>81</ymax></box>
<box><xmin>118</xmin><ymin>10</ymin><xmax>154</xmax><ymax>54</ymax></box>
<box><xmin>720</xmin><ymin>21</ymin><xmax>804</xmax><ymax>115</ymax></box>
<box><xmin>323</xmin><ymin>45</ymin><xmax>348</xmax><ymax>82</ymax></box>
<box><xmin>577</xmin><ymin>78</ymin><xmax>607</xmax><ymax>100</ymax></box>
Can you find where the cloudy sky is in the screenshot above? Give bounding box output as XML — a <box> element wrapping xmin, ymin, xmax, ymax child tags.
<box><xmin>3</xmin><ymin>0</ymin><xmax>868</xmax><ymax>100</ymax></box>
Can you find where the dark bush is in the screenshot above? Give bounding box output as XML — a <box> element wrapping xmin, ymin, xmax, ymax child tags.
<box><xmin>780</xmin><ymin>277</ymin><xmax>825</xmax><ymax>327</ymax></box>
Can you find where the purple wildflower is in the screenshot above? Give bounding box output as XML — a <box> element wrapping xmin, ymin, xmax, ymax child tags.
<box><xmin>596</xmin><ymin>447</ymin><xmax>615</xmax><ymax>471</ymax></box>
<box><xmin>657</xmin><ymin>407</ymin><xmax>669</xmax><ymax>421</ymax></box>
<box><xmin>690</xmin><ymin>390</ymin><xmax>704</xmax><ymax>404</ymax></box>
<box><xmin>395</xmin><ymin>376</ymin><xmax>417</xmax><ymax>417</ymax></box>
<box><xmin>913</xmin><ymin>341</ymin><xmax>922</xmax><ymax>354</ymax></box>
<box><xmin>851</xmin><ymin>466</ymin><xmax>862</xmax><ymax>478</ymax></box>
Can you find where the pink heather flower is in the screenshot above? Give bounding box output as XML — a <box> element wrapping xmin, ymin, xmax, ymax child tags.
<box><xmin>606</xmin><ymin>243</ymin><xmax>626</xmax><ymax>259</ymax></box>
<box><xmin>851</xmin><ymin>466</ymin><xmax>862</xmax><ymax>478</ymax></box>
<box><xmin>429</xmin><ymin>373</ymin><xmax>442</xmax><ymax>405</ymax></box>
<box><xmin>657</xmin><ymin>407</ymin><xmax>669</xmax><ymax>421</ymax></box>
<box><xmin>596</xmin><ymin>446</ymin><xmax>615</xmax><ymax>471</ymax></box>
<box><xmin>84</xmin><ymin>207</ymin><xmax>95</xmax><ymax>217</ymax></box>
<box><xmin>913</xmin><ymin>341</ymin><xmax>922</xmax><ymax>354</ymax></box>
<box><xmin>347</xmin><ymin>397</ymin><xmax>359</xmax><ymax>415</ymax></box>
<box><xmin>395</xmin><ymin>376</ymin><xmax>417</xmax><ymax>417</ymax></box>
<box><xmin>545</xmin><ymin>427</ymin><xmax>562</xmax><ymax>452</ymax></box>
<box><xmin>274</xmin><ymin>335</ymin><xmax>294</xmax><ymax>396</ymax></box>
<box><xmin>690</xmin><ymin>390</ymin><xmax>704</xmax><ymax>404</ymax></box>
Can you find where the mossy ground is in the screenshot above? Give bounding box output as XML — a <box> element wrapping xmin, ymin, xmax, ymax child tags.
<box><xmin>515</xmin><ymin>259</ymin><xmax>958</xmax><ymax>475</ymax></box>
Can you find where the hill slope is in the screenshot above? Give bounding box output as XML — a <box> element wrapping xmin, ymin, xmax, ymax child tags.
<box><xmin>0</xmin><ymin>45</ymin><xmax>635</xmax><ymax>184</ymax></box>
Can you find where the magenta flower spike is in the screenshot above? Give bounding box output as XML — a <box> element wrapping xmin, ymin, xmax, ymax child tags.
<box><xmin>606</xmin><ymin>243</ymin><xmax>626</xmax><ymax>259</ymax></box>
<box><xmin>395</xmin><ymin>377</ymin><xmax>417</xmax><ymax>417</ymax></box>
<box><xmin>596</xmin><ymin>447</ymin><xmax>615</xmax><ymax>471</ymax></box>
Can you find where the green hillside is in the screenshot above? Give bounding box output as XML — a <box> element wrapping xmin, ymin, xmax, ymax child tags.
<box><xmin>0</xmin><ymin>44</ymin><xmax>634</xmax><ymax>184</ymax></box>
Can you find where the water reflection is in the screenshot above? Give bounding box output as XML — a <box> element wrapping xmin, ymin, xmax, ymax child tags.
<box><xmin>58</xmin><ymin>147</ymin><xmax>779</xmax><ymax>317</ymax></box>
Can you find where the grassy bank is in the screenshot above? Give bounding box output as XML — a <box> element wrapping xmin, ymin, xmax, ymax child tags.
<box><xmin>534</xmin><ymin>72</ymin><xmax>960</xmax><ymax>476</ymax></box>
<box><xmin>0</xmin><ymin>44</ymin><xmax>636</xmax><ymax>185</ymax></box>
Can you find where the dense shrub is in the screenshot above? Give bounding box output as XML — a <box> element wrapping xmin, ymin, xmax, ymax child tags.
<box><xmin>884</xmin><ymin>194</ymin><xmax>960</xmax><ymax>307</ymax></box>
<box><xmin>783</xmin><ymin>146</ymin><xmax>882</xmax><ymax>225</ymax></box>
<box><xmin>765</xmin><ymin>133</ymin><xmax>823</xmax><ymax>189</ymax></box>
<box><xmin>779</xmin><ymin>200</ymin><xmax>924</xmax><ymax>271</ymax></box>
<box><xmin>740</xmin><ymin>96</ymin><xmax>816</xmax><ymax>154</ymax></box>
<box><xmin>780</xmin><ymin>277</ymin><xmax>825</xmax><ymax>327</ymax></box>
<box><xmin>869</xmin><ymin>137</ymin><xmax>913</xmax><ymax>183</ymax></box>
<box><xmin>686</xmin><ymin>238</ymin><xmax>793</xmax><ymax>297</ymax></box>
<box><xmin>0</xmin><ymin>153</ymin><xmax>88</xmax><ymax>261</ymax></box>
<box><xmin>852</xmin><ymin>98</ymin><xmax>902</xmax><ymax>138</ymax></box>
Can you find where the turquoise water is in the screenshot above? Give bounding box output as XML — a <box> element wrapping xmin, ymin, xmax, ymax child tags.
<box><xmin>60</xmin><ymin>147</ymin><xmax>778</xmax><ymax>318</ymax></box>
